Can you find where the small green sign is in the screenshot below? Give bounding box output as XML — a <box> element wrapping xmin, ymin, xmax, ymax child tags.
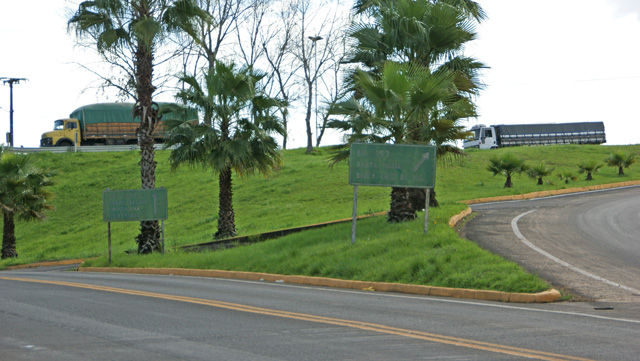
<box><xmin>103</xmin><ymin>188</ymin><xmax>168</xmax><ymax>222</ymax></box>
<box><xmin>349</xmin><ymin>143</ymin><xmax>436</xmax><ymax>188</ymax></box>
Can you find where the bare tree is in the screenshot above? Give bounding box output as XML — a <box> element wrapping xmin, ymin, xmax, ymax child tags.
<box><xmin>234</xmin><ymin>0</ymin><xmax>273</xmax><ymax>69</ymax></box>
<box><xmin>315</xmin><ymin>18</ymin><xmax>350</xmax><ymax>148</ymax></box>
<box><xmin>262</xmin><ymin>0</ymin><xmax>301</xmax><ymax>149</ymax></box>
<box><xmin>177</xmin><ymin>0</ymin><xmax>258</xmax><ymax>126</ymax></box>
<box><xmin>288</xmin><ymin>0</ymin><xmax>349</xmax><ymax>153</ymax></box>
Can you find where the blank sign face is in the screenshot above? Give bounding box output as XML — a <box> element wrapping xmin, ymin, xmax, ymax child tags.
<box><xmin>103</xmin><ymin>188</ymin><xmax>168</xmax><ymax>222</ymax></box>
<box><xmin>349</xmin><ymin>143</ymin><xmax>436</xmax><ymax>188</ymax></box>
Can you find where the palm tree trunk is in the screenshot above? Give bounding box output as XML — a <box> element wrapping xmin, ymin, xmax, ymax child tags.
<box><xmin>388</xmin><ymin>187</ymin><xmax>417</xmax><ymax>223</ymax></box>
<box><xmin>409</xmin><ymin>188</ymin><xmax>439</xmax><ymax>210</ymax></box>
<box><xmin>215</xmin><ymin>166</ymin><xmax>237</xmax><ymax>239</ymax></box>
<box><xmin>505</xmin><ymin>174</ymin><xmax>513</xmax><ymax>188</ymax></box>
<box><xmin>133</xmin><ymin>28</ymin><xmax>161</xmax><ymax>254</ymax></box>
<box><xmin>1</xmin><ymin>210</ymin><xmax>17</xmax><ymax>259</ymax></box>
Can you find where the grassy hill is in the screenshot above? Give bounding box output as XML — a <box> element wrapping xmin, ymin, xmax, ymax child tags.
<box><xmin>2</xmin><ymin>144</ymin><xmax>639</xmax><ymax>293</ymax></box>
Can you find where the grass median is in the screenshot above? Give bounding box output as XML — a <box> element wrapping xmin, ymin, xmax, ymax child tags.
<box><xmin>2</xmin><ymin>144</ymin><xmax>639</xmax><ymax>294</ymax></box>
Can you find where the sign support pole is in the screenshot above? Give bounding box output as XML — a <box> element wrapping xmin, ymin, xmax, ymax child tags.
<box><xmin>352</xmin><ymin>186</ymin><xmax>358</xmax><ymax>244</ymax></box>
<box><xmin>161</xmin><ymin>220</ymin><xmax>165</xmax><ymax>254</ymax></box>
<box><xmin>108</xmin><ymin>222</ymin><xmax>112</xmax><ymax>263</ymax></box>
<box><xmin>424</xmin><ymin>189</ymin><xmax>430</xmax><ymax>233</ymax></box>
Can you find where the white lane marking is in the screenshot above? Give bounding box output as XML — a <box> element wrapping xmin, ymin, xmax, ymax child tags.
<box><xmin>221</xmin><ymin>276</ymin><xmax>640</xmax><ymax>325</ymax></box>
<box><xmin>512</xmin><ymin>210</ymin><xmax>640</xmax><ymax>295</ymax></box>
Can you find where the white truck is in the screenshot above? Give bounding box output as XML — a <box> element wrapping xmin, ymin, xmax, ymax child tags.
<box><xmin>463</xmin><ymin>122</ymin><xmax>606</xmax><ymax>149</ymax></box>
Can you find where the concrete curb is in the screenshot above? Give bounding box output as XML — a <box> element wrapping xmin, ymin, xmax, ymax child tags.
<box><xmin>5</xmin><ymin>258</ymin><xmax>92</xmax><ymax>270</ymax></box>
<box><xmin>447</xmin><ymin>182</ymin><xmax>640</xmax><ymax>229</ymax></box>
<box><xmin>462</xmin><ymin>180</ymin><xmax>640</xmax><ymax>205</ymax></box>
<box><xmin>448</xmin><ymin>207</ymin><xmax>472</xmax><ymax>227</ymax></box>
<box><xmin>78</xmin><ymin>267</ymin><xmax>561</xmax><ymax>303</ymax></box>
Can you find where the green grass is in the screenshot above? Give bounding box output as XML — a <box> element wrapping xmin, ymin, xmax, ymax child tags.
<box><xmin>3</xmin><ymin>144</ymin><xmax>640</xmax><ymax>293</ymax></box>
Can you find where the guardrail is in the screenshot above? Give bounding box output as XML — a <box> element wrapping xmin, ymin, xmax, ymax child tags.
<box><xmin>10</xmin><ymin>144</ymin><xmax>172</xmax><ymax>153</ymax></box>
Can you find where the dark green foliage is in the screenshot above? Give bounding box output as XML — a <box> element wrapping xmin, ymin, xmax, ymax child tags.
<box><xmin>577</xmin><ymin>160</ymin><xmax>603</xmax><ymax>181</ymax></box>
<box><xmin>164</xmin><ymin>60</ymin><xmax>284</xmax><ymax>239</ymax></box>
<box><xmin>527</xmin><ymin>162</ymin><xmax>555</xmax><ymax>185</ymax></box>
<box><xmin>604</xmin><ymin>151</ymin><xmax>636</xmax><ymax>175</ymax></box>
<box><xmin>487</xmin><ymin>153</ymin><xmax>528</xmax><ymax>188</ymax></box>
<box><xmin>0</xmin><ymin>148</ymin><xmax>55</xmax><ymax>259</ymax></box>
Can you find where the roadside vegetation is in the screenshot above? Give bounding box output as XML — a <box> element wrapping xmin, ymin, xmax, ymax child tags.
<box><xmin>1</xmin><ymin>144</ymin><xmax>639</xmax><ymax>293</ymax></box>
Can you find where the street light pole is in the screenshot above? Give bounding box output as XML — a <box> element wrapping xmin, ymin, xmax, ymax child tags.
<box><xmin>1</xmin><ymin>77</ymin><xmax>27</xmax><ymax>147</ymax></box>
<box><xmin>308</xmin><ymin>36</ymin><xmax>322</xmax><ymax>147</ymax></box>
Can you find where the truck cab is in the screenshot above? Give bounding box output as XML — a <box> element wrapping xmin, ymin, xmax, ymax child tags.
<box><xmin>40</xmin><ymin>119</ymin><xmax>80</xmax><ymax>147</ymax></box>
<box><xmin>463</xmin><ymin>125</ymin><xmax>498</xmax><ymax>149</ymax></box>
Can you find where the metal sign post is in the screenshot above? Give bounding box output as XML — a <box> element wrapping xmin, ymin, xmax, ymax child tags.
<box><xmin>424</xmin><ymin>189</ymin><xmax>430</xmax><ymax>233</ymax></box>
<box><xmin>352</xmin><ymin>185</ymin><xmax>358</xmax><ymax>244</ymax></box>
<box><xmin>348</xmin><ymin>143</ymin><xmax>437</xmax><ymax>243</ymax></box>
<box><xmin>103</xmin><ymin>188</ymin><xmax>168</xmax><ymax>261</ymax></box>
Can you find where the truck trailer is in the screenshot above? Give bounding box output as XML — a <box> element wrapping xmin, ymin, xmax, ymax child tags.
<box><xmin>40</xmin><ymin>102</ymin><xmax>198</xmax><ymax>147</ymax></box>
<box><xmin>463</xmin><ymin>122</ymin><xmax>606</xmax><ymax>149</ymax></box>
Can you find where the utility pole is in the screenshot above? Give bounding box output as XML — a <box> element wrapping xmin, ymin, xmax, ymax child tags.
<box><xmin>1</xmin><ymin>77</ymin><xmax>27</xmax><ymax>147</ymax></box>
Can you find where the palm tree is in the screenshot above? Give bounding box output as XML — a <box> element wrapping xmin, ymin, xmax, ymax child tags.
<box><xmin>527</xmin><ymin>162</ymin><xmax>555</xmax><ymax>185</ymax></box>
<box><xmin>0</xmin><ymin>148</ymin><xmax>55</xmax><ymax>259</ymax></box>
<box><xmin>487</xmin><ymin>153</ymin><xmax>528</xmax><ymax>188</ymax></box>
<box><xmin>68</xmin><ymin>0</ymin><xmax>208</xmax><ymax>254</ymax></box>
<box><xmin>164</xmin><ymin>61</ymin><xmax>283</xmax><ymax>239</ymax></box>
<box><xmin>577</xmin><ymin>160</ymin><xmax>602</xmax><ymax>181</ymax></box>
<box><xmin>349</xmin><ymin>0</ymin><xmax>486</xmax><ymax>103</ymax></box>
<box><xmin>330</xmin><ymin>0</ymin><xmax>485</xmax><ymax>221</ymax></box>
<box><xmin>330</xmin><ymin>61</ymin><xmax>455</xmax><ymax>221</ymax></box>
<box><xmin>557</xmin><ymin>170</ymin><xmax>578</xmax><ymax>185</ymax></box>
<box><xmin>604</xmin><ymin>151</ymin><xmax>636</xmax><ymax>175</ymax></box>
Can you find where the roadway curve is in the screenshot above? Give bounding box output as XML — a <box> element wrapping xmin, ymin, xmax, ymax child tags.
<box><xmin>462</xmin><ymin>186</ymin><xmax>640</xmax><ymax>302</ymax></box>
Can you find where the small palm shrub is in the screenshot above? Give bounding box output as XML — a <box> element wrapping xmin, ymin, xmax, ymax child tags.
<box><xmin>604</xmin><ymin>151</ymin><xmax>636</xmax><ymax>176</ymax></box>
<box><xmin>487</xmin><ymin>153</ymin><xmax>528</xmax><ymax>188</ymax></box>
<box><xmin>577</xmin><ymin>160</ymin><xmax>603</xmax><ymax>181</ymax></box>
<box><xmin>527</xmin><ymin>162</ymin><xmax>555</xmax><ymax>185</ymax></box>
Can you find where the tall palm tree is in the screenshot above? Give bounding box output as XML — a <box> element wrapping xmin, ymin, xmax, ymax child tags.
<box><xmin>330</xmin><ymin>0</ymin><xmax>484</xmax><ymax>221</ymax></box>
<box><xmin>487</xmin><ymin>153</ymin><xmax>528</xmax><ymax>188</ymax></box>
<box><xmin>330</xmin><ymin>61</ymin><xmax>455</xmax><ymax>221</ymax></box>
<box><xmin>349</xmin><ymin>0</ymin><xmax>486</xmax><ymax>100</ymax></box>
<box><xmin>0</xmin><ymin>149</ymin><xmax>55</xmax><ymax>259</ymax></box>
<box><xmin>68</xmin><ymin>0</ymin><xmax>209</xmax><ymax>253</ymax></box>
<box><xmin>164</xmin><ymin>61</ymin><xmax>284</xmax><ymax>239</ymax></box>
<box><xmin>604</xmin><ymin>151</ymin><xmax>636</xmax><ymax>175</ymax></box>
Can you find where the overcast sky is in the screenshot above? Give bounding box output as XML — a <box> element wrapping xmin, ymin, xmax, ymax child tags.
<box><xmin>1</xmin><ymin>0</ymin><xmax>640</xmax><ymax>148</ymax></box>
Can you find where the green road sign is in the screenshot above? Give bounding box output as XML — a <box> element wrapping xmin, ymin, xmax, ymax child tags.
<box><xmin>103</xmin><ymin>188</ymin><xmax>168</xmax><ymax>222</ymax></box>
<box><xmin>349</xmin><ymin>143</ymin><xmax>436</xmax><ymax>188</ymax></box>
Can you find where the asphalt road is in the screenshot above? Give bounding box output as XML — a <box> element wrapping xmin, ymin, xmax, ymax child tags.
<box><xmin>1</xmin><ymin>269</ymin><xmax>640</xmax><ymax>360</ymax></box>
<box><xmin>463</xmin><ymin>186</ymin><xmax>640</xmax><ymax>303</ymax></box>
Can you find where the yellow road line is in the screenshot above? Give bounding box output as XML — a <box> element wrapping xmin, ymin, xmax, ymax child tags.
<box><xmin>0</xmin><ymin>276</ymin><xmax>595</xmax><ymax>361</ymax></box>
